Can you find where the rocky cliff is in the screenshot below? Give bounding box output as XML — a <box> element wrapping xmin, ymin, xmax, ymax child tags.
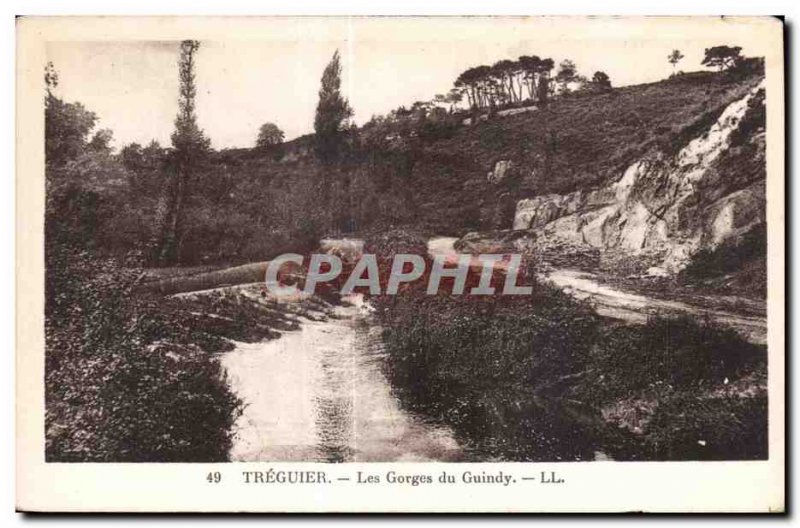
<box><xmin>513</xmin><ymin>79</ymin><xmax>766</xmax><ymax>274</ymax></box>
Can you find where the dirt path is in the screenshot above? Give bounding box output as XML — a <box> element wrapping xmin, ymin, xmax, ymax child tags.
<box><xmin>547</xmin><ymin>269</ymin><xmax>767</xmax><ymax>345</ymax></box>
<box><xmin>427</xmin><ymin>236</ymin><xmax>767</xmax><ymax>345</ymax></box>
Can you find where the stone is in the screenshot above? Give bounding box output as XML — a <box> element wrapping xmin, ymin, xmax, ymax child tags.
<box><xmin>487</xmin><ymin>160</ymin><xmax>514</xmax><ymax>184</ymax></box>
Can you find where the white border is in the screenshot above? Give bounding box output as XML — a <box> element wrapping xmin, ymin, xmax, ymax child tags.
<box><xmin>10</xmin><ymin>10</ymin><xmax>789</xmax><ymax>518</ymax></box>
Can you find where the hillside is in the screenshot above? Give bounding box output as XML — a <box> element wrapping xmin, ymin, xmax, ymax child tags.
<box><xmin>204</xmin><ymin>70</ymin><xmax>764</xmax><ymax>285</ymax></box>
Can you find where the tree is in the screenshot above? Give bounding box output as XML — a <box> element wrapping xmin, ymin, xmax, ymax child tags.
<box><xmin>256</xmin><ymin>122</ymin><xmax>285</xmax><ymax>147</ymax></box>
<box><xmin>158</xmin><ymin>40</ymin><xmax>210</xmax><ymax>265</ymax></box>
<box><xmin>668</xmin><ymin>49</ymin><xmax>684</xmax><ymax>74</ymax></box>
<box><xmin>121</xmin><ymin>140</ymin><xmax>167</xmax><ymax>197</ymax></box>
<box><xmin>702</xmin><ymin>45</ymin><xmax>742</xmax><ymax>72</ymax></box>
<box><xmin>555</xmin><ymin>59</ymin><xmax>578</xmax><ymax>94</ymax></box>
<box><xmin>518</xmin><ymin>55</ymin><xmax>542</xmax><ymax>101</ymax></box>
<box><xmin>88</xmin><ymin>129</ymin><xmax>114</xmax><ymax>153</ymax></box>
<box><xmin>446</xmin><ymin>89</ymin><xmax>463</xmax><ymax>112</ymax></box>
<box><xmin>536</xmin><ymin>58</ymin><xmax>555</xmax><ymax>103</ymax></box>
<box><xmin>45</xmin><ymin>97</ymin><xmax>98</xmax><ymax>167</ymax></box>
<box><xmin>313</xmin><ymin>50</ymin><xmax>353</xmax><ymax>162</ymax></box>
<box><xmin>492</xmin><ymin>59</ymin><xmax>521</xmax><ymax>104</ymax></box>
<box><xmin>44</xmin><ymin>63</ymin><xmax>98</xmax><ymax>168</ymax></box>
<box><xmin>44</xmin><ymin>61</ymin><xmax>59</xmax><ymax>98</ymax></box>
<box><xmin>591</xmin><ymin>71</ymin><xmax>612</xmax><ymax>91</ymax></box>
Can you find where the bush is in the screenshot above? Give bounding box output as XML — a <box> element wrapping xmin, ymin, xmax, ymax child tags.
<box><xmin>377</xmin><ymin>283</ymin><xmax>604</xmax><ymax>461</ymax></box>
<box><xmin>581</xmin><ymin>315</ymin><xmax>765</xmax><ymax>401</ymax></box>
<box><xmin>680</xmin><ymin>224</ymin><xmax>767</xmax><ymax>287</ymax></box>
<box><xmin>378</xmin><ymin>281</ymin><xmax>767</xmax><ymax>460</ymax></box>
<box><xmin>45</xmin><ymin>248</ymin><xmax>242</xmax><ymax>461</ymax></box>
<box><xmin>645</xmin><ymin>392</ymin><xmax>767</xmax><ymax>460</ymax></box>
<box><xmin>571</xmin><ymin>315</ymin><xmax>767</xmax><ymax>460</ymax></box>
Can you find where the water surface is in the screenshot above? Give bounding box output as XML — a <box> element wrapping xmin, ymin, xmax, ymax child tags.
<box><xmin>221</xmin><ymin>294</ymin><xmax>464</xmax><ymax>462</ymax></box>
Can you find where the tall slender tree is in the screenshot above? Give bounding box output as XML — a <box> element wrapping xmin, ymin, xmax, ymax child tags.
<box><xmin>314</xmin><ymin>50</ymin><xmax>353</xmax><ymax>162</ymax></box>
<box><xmin>158</xmin><ymin>40</ymin><xmax>210</xmax><ymax>264</ymax></box>
<box><xmin>536</xmin><ymin>58</ymin><xmax>555</xmax><ymax>103</ymax></box>
<box><xmin>518</xmin><ymin>55</ymin><xmax>541</xmax><ymax>100</ymax></box>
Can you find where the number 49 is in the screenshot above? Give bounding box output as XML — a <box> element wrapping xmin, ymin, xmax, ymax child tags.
<box><xmin>206</xmin><ymin>471</ymin><xmax>222</xmax><ymax>483</ymax></box>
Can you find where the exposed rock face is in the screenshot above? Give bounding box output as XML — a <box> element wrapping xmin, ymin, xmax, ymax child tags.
<box><xmin>513</xmin><ymin>79</ymin><xmax>766</xmax><ymax>273</ymax></box>
<box><xmin>487</xmin><ymin>160</ymin><xmax>514</xmax><ymax>184</ymax></box>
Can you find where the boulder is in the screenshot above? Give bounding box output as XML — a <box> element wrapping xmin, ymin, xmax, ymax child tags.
<box><xmin>487</xmin><ymin>160</ymin><xmax>514</xmax><ymax>184</ymax></box>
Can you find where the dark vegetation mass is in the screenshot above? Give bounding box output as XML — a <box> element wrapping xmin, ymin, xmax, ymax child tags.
<box><xmin>368</xmin><ymin>231</ymin><xmax>767</xmax><ymax>461</ymax></box>
<box><xmin>47</xmin><ymin>46</ymin><xmax>764</xmax><ymax>268</ymax></box>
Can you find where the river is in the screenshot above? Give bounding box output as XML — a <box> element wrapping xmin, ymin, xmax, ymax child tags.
<box><xmin>220</xmin><ymin>293</ymin><xmax>464</xmax><ymax>462</ymax></box>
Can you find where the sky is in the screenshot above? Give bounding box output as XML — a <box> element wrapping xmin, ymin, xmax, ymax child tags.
<box><xmin>45</xmin><ymin>17</ymin><xmax>775</xmax><ymax>150</ymax></box>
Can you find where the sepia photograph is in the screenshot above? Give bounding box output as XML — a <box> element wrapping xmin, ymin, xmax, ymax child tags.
<box><xmin>15</xmin><ymin>14</ymin><xmax>785</xmax><ymax>512</ymax></box>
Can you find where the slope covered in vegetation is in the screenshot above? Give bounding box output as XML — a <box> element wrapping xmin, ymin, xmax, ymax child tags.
<box><xmin>58</xmin><ymin>67</ymin><xmax>764</xmax><ymax>274</ymax></box>
<box><xmin>196</xmin><ymin>70</ymin><xmax>763</xmax><ymax>254</ymax></box>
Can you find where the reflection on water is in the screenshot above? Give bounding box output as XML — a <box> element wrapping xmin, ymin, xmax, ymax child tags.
<box><xmin>221</xmin><ymin>295</ymin><xmax>463</xmax><ymax>462</ymax></box>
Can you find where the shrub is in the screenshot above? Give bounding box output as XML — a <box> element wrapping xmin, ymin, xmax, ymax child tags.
<box><xmin>377</xmin><ymin>283</ymin><xmax>603</xmax><ymax>460</ymax></box>
<box><xmin>644</xmin><ymin>392</ymin><xmax>767</xmax><ymax>460</ymax></box>
<box><xmin>45</xmin><ymin>248</ymin><xmax>242</xmax><ymax>461</ymax></box>
<box><xmin>580</xmin><ymin>315</ymin><xmax>765</xmax><ymax>403</ymax></box>
<box><xmin>680</xmin><ymin>224</ymin><xmax>767</xmax><ymax>283</ymax></box>
<box><xmin>378</xmin><ymin>281</ymin><xmax>767</xmax><ymax>461</ymax></box>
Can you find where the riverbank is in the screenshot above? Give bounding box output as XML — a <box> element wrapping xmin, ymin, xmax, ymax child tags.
<box><xmin>370</xmin><ymin>231</ymin><xmax>768</xmax><ymax>461</ymax></box>
<box><xmin>44</xmin><ymin>247</ymin><xmax>329</xmax><ymax>462</ymax></box>
<box><xmin>375</xmin><ymin>284</ymin><xmax>767</xmax><ymax>461</ymax></box>
<box><xmin>47</xmin><ymin>233</ymin><xmax>768</xmax><ymax>462</ymax></box>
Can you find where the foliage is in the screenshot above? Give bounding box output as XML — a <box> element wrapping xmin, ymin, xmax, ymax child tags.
<box><xmin>44</xmin><ymin>60</ymin><xmax>245</xmax><ymax>462</ymax></box>
<box><xmin>314</xmin><ymin>50</ymin><xmax>353</xmax><ymax>162</ymax></box>
<box><xmin>45</xmin><ymin>247</ymin><xmax>242</xmax><ymax>461</ymax></box>
<box><xmin>555</xmin><ymin>59</ymin><xmax>578</xmax><ymax>94</ymax></box>
<box><xmin>88</xmin><ymin>128</ymin><xmax>114</xmax><ymax>152</ymax></box>
<box><xmin>45</xmin><ymin>45</ymin><xmax>766</xmax><ymax>263</ymax></box>
<box><xmin>377</xmin><ymin>279</ymin><xmax>604</xmax><ymax>461</ymax></box>
<box><xmin>256</xmin><ymin>122</ymin><xmax>285</xmax><ymax>147</ymax></box>
<box><xmin>455</xmin><ymin>55</ymin><xmax>554</xmax><ymax>111</ymax></box>
<box><xmin>584</xmin><ymin>315</ymin><xmax>764</xmax><ymax>399</ymax></box>
<box><xmin>378</xmin><ymin>278</ymin><xmax>767</xmax><ymax>460</ymax></box>
<box><xmin>590</xmin><ymin>71</ymin><xmax>612</xmax><ymax>91</ymax></box>
<box><xmin>668</xmin><ymin>49</ymin><xmax>684</xmax><ymax>73</ymax></box>
<box><xmin>644</xmin><ymin>391</ymin><xmax>767</xmax><ymax>460</ymax></box>
<box><xmin>45</xmin><ymin>94</ymin><xmax>98</xmax><ymax>167</ymax></box>
<box><xmin>189</xmin><ymin>69</ymin><xmax>763</xmax><ymax>243</ymax></box>
<box><xmin>679</xmin><ymin>225</ymin><xmax>767</xmax><ymax>297</ymax></box>
<box><xmin>702</xmin><ymin>45</ymin><xmax>743</xmax><ymax>72</ymax></box>
<box><xmin>157</xmin><ymin>40</ymin><xmax>211</xmax><ymax>265</ymax></box>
